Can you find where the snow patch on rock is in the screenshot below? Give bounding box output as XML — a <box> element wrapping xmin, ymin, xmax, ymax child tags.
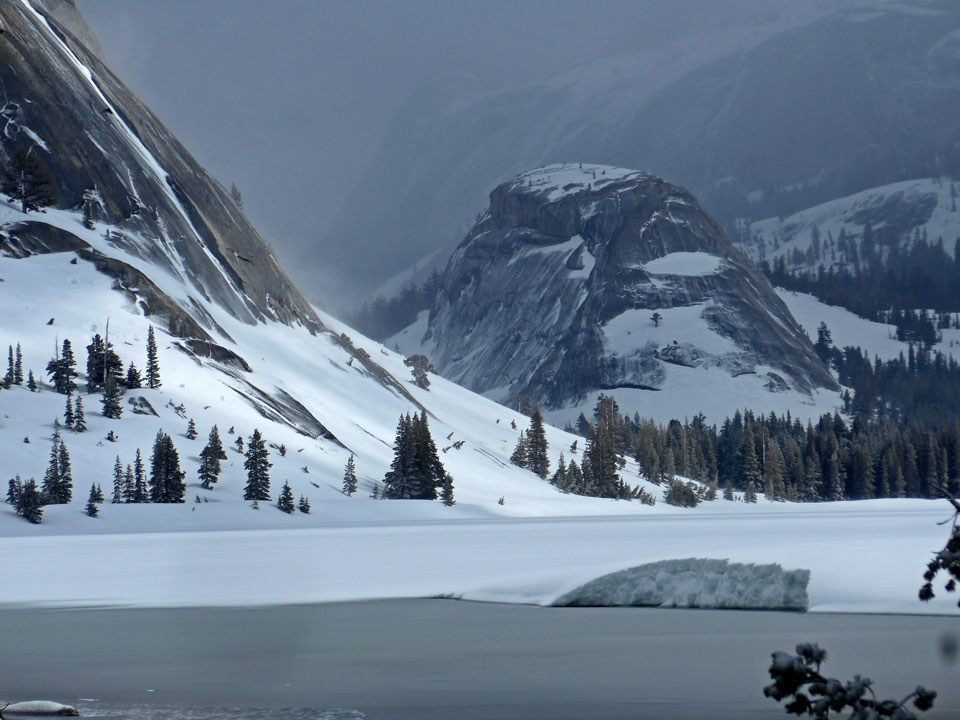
<box><xmin>553</xmin><ymin>558</ymin><xmax>810</xmax><ymax>611</ymax></box>
<box><xmin>643</xmin><ymin>251</ymin><xmax>723</xmax><ymax>276</ymax></box>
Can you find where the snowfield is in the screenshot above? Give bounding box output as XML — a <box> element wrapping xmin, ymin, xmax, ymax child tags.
<box><xmin>0</xmin><ymin>204</ymin><xmax>954</xmax><ymax>617</ymax></box>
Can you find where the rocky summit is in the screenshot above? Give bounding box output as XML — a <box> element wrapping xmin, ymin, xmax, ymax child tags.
<box><xmin>416</xmin><ymin>164</ymin><xmax>839</xmax><ymax>420</ymax></box>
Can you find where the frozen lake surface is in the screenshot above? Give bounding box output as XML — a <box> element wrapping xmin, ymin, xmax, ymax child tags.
<box><xmin>1</xmin><ymin>600</ymin><xmax>958</xmax><ymax>720</ymax></box>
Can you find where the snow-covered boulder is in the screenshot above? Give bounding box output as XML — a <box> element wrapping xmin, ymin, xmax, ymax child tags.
<box><xmin>553</xmin><ymin>558</ymin><xmax>810</xmax><ymax>611</ymax></box>
<box><xmin>3</xmin><ymin>701</ymin><xmax>79</xmax><ymax>716</ymax></box>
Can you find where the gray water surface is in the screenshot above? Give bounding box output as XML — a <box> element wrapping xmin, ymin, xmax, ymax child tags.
<box><xmin>1</xmin><ymin>600</ymin><xmax>957</xmax><ymax>719</ymax></box>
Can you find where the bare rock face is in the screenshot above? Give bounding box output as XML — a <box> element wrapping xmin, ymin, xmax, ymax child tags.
<box><xmin>0</xmin><ymin>0</ymin><xmax>321</xmax><ymax>333</ymax></box>
<box><xmin>422</xmin><ymin>164</ymin><xmax>838</xmax><ymax>411</ymax></box>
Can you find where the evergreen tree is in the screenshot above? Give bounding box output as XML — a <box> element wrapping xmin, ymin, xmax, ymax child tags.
<box><xmin>4</xmin><ymin>345</ymin><xmax>14</xmax><ymax>387</ymax></box>
<box><xmin>46</xmin><ymin>339</ymin><xmax>78</xmax><ymax>394</ymax></box>
<box><xmin>243</xmin><ymin>429</ymin><xmax>272</xmax><ymax>501</ymax></box>
<box><xmin>101</xmin><ymin>373</ymin><xmax>123</xmax><ymax>419</ymax></box>
<box><xmin>27</xmin><ymin>369</ymin><xmax>36</xmax><ymax>391</ymax></box>
<box><xmin>762</xmin><ymin>437</ymin><xmax>786</xmax><ymax>501</ymax></box>
<box><xmin>126</xmin><ymin>362</ymin><xmax>142</xmax><ymax>389</ymax></box>
<box><xmin>743</xmin><ymin>481</ymin><xmax>758</xmax><ymax>503</ymax></box>
<box><xmin>73</xmin><ymin>395</ymin><xmax>87</xmax><ymax>432</ymax></box>
<box><xmin>525</xmin><ymin>407</ymin><xmax>550</xmax><ymax>479</ymax></box>
<box><xmin>16</xmin><ymin>478</ymin><xmax>44</xmax><ymax>524</ymax></box>
<box><xmin>550</xmin><ymin>453</ymin><xmax>568</xmax><ymax>489</ymax></box>
<box><xmin>277</xmin><ymin>481</ymin><xmax>295</xmax><ymax>514</ymax></box>
<box><xmin>510</xmin><ymin>431</ymin><xmax>528</xmax><ymax>468</ymax></box>
<box><xmin>146</xmin><ymin>325</ymin><xmax>161</xmax><ymax>389</ymax></box>
<box><xmin>85</xmin><ymin>334</ymin><xmax>123</xmax><ymax>393</ymax></box>
<box><xmin>112</xmin><ymin>455</ymin><xmax>124</xmax><ymax>503</ymax></box>
<box><xmin>198</xmin><ymin>426</ymin><xmax>226</xmax><ymax>490</ymax></box>
<box><xmin>133</xmin><ymin>449</ymin><xmax>148</xmax><ymax>502</ymax></box>
<box><xmin>404</xmin><ymin>354</ymin><xmax>434</xmax><ymax>390</ymax></box>
<box><xmin>14</xmin><ymin>343</ymin><xmax>23</xmax><ymax>385</ymax></box>
<box><xmin>234</xmin><ymin>435</ymin><xmax>244</xmax><ymax>453</ymax></box>
<box><xmin>298</xmin><ymin>495</ymin><xmax>311</xmax><ymax>513</ymax></box>
<box><xmin>567</xmin><ymin>459</ymin><xmax>584</xmax><ymax>494</ymax></box>
<box><xmin>1</xmin><ymin>146</ymin><xmax>57</xmax><ymax>213</ymax></box>
<box><xmin>7</xmin><ymin>475</ymin><xmax>23</xmax><ymax>505</ymax></box>
<box><xmin>149</xmin><ymin>431</ymin><xmax>186</xmax><ymax>503</ymax></box>
<box><xmin>440</xmin><ymin>473</ymin><xmax>455</xmax><ymax>506</ymax></box>
<box><xmin>737</xmin><ymin>430</ymin><xmax>762</xmax><ymax>491</ymax></box>
<box><xmin>63</xmin><ymin>393</ymin><xmax>75</xmax><ymax>429</ymax></box>
<box><xmin>123</xmin><ymin>464</ymin><xmax>135</xmax><ymax>503</ymax></box>
<box><xmin>42</xmin><ymin>430</ymin><xmax>72</xmax><ymax>504</ymax></box>
<box><xmin>85</xmin><ymin>483</ymin><xmax>99</xmax><ymax>517</ymax></box>
<box><xmin>382</xmin><ymin>413</ymin><xmax>446</xmax><ymax>500</ymax></box>
<box><xmin>94</xmin><ymin>483</ymin><xmax>105</xmax><ymax>503</ymax></box>
<box><xmin>342</xmin><ymin>453</ymin><xmax>358</xmax><ymax>495</ymax></box>
<box><xmin>186</xmin><ymin>418</ymin><xmax>197</xmax><ymax>440</ymax></box>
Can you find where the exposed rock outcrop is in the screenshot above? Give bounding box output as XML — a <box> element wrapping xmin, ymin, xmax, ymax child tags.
<box><xmin>419</xmin><ymin>164</ymin><xmax>838</xmax><ymax>413</ymax></box>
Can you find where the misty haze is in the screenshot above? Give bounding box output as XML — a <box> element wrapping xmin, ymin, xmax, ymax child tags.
<box><xmin>1</xmin><ymin>1</ymin><xmax>959</xmax><ymax>719</ymax></box>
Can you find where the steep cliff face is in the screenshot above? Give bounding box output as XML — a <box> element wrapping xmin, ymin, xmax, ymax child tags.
<box><xmin>0</xmin><ymin>0</ymin><xmax>320</xmax><ymax>333</ymax></box>
<box><xmin>417</xmin><ymin>165</ymin><xmax>838</xmax><ymax>419</ymax></box>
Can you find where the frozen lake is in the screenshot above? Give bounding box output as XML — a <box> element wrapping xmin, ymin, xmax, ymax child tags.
<box><xmin>1</xmin><ymin>600</ymin><xmax>958</xmax><ymax>719</ymax></box>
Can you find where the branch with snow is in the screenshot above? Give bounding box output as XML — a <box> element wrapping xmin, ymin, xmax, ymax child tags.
<box><xmin>764</xmin><ymin>642</ymin><xmax>936</xmax><ymax>719</ymax></box>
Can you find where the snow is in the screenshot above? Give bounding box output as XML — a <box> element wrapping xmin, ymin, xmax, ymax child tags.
<box><xmin>642</xmin><ymin>252</ymin><xmax>724</xmax><ymax>276</ymax></box>
<box><xmin>552</xmin><ymin>558</ymin><xmax>809</xmax><ymax>611</ymax></box>
<box><xmin>509</xmin><ymin>164</ymin><xmax>649</xmax><ymax>202</ymax></box>
<box><xmin>778</xmin><ymin>289</ymin><xmax>960</xmax><ymax>364</ymax></box>
<box><xmin>1</xmin><ymin>500</ymin><xmax>956</xmax><ymax>615</ymax></box>
<box><xmin>602</xmin><ymin>305</ymin><xmax>737</xmax><ymax>357</ymax></box>
<box><xmin>748</xmin><ymin>177</ymin><xmax>960</xmax><ymax>266</ymax></box>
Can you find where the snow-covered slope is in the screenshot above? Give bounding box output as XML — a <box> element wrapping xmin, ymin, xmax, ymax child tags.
<box><xmin>395</xmin><ymin>164</ymin><xmax>841</xmax><ymax>426</ymax></box>
<box><xmin>742</xmin><ymin>178</ymin><xmax>960</xmax><ymax>270</ymax></box>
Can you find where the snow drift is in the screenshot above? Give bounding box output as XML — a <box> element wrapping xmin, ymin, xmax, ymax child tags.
<box><xmin>3</xmin><ymin>701</ymin><xmax>79</xmax><ymax>716</ymax></box>
<box><xmin>552</xmin><ymin>558</ymin><xmax>810</xmax><ymax>611</ymax></box>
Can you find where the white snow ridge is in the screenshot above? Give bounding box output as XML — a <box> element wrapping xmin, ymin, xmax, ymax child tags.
<box><xmin>553</xmin><ymin>559</ymin><xmax>810</xmax><ymax>611</ymax></box>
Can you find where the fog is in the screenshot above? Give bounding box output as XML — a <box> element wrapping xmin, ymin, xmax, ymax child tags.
<box><xmin>76</xmin><ymin>0</ymin><xmax>841</xmax><ymax>300</ymax></box>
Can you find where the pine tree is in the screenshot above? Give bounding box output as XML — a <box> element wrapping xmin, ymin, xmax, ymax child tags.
<box><xmin>550</xmin><ymin>453</ymin><xmax>568</xmax><ymax>489</ymax></box>
<box><xmin>85</xmin><ymin>483</ymin><xmax>99</xmax><ymax>517</ymax></box>
<box><xmin>403</xmin><ymin>354</ymin><xmax>434</xmax><ymax>390</ymax></box>
<box><xmin>4</xmin><ymin>345</ymin><xmax>14</xmax><ymax>387</ymax></box>
<box><xmin>46</xmin><ymin>339</ymin><xmax>78</xmax><ymax>394</ymax></box>
<box><xmin>133</xmin><ymin>449</ymin><xmax>148</xmax><ymax>502</ymax></box>
<box><xmin>234</xmin><ymin>435</ymin><xmax>244</xmax><ymax>453</ymax></box>
<box><xmin>382</xmin><ymin>413</ymin><xmax>446</xmax><ymax>500</ymax></box>
<box><xmin>27</xmin><ymin>369</ymin><xmax>36</xmax><ymax>391</ymax></box>
<box><xmin>566</xmin><ymin>459</ymin><xmax>584</xmax><ymax>494</ymax></box>
<box><xmin>112</xmin><ymin>455</ymin><xmax>124</xmax><ymax>503</ymax></box>
<box><xmin>16</xmin><ymin>478</ymin><xmax>44</xmax><ymax>524</ymax></box>
<box><xmin>126</xmin><ymin>362</ymin><xmax>142</xmax><ymax>389</ymax></box>
<box><xmin>146</xmin><ymin>325</ymin><xmax>161</xmax><ymax>389</ymax></box>
<box><xmin>743</xmin><ymin>481</ymin><xmax>758</xmax><ymax>503</ymax></box>
<box><xmin>94</xmin><ymin>483</ymin><xmax>105</xmax><ymax>503</ymax></box>
<box><xmin>277</xmin><ymin>481</ymin><xmax>295</xmax><ymax>513</ymax></box>
<box><xmin>149</xmin><ymin>431</ymin><xmax>186</xmax><ymax>503</ymax></box>
<box><xmin>59</xmin><ymin>438</ymin><xmax>72</xmax><ymax>504</ymax></box>
<box><xmin>101</xmin><ymin>373</ymin><xmax>123</xmax><ymax>419</ymax></box>
<box><xmin>85</xmin><ymin>334</ymin><xmax>123</xmax><ymax>393</ymax></box>
<box><xmin>525</xmin><ymin>407</ymin><xmax>550</xmax><ymax>479</ymax></box>
<box><xmin>243</xmin><ymin>429</ymin><xmax>272</xmax><ymax>501</ymax></box>
<box><xmin>123</xmin><ymin>464</ymin><xmax>135</xmax><ymax>503</ymax></box>
<box><xmin>64</xmin><ymin>393</ymin><xmax>75</xmax><ymax>429</ymax></box>
<box><xmin>42</xmin><ymin>430</ymin><xmax>67</xmax><ymax>503</ymax></box>
<box><xmin>298</xmin><ymin>495</ymin><xmax>311</xmax><ymax>513</ymax></box>
<box><xmin>762</xmin><ymin>438</ymin><xmax>786</xmax><ymax>501</ymax></box>
<box><xmin>737</xmin><ymin>430</ymin><xmax>762</xmax><ymax>491</ymax></box>
<box><xmin>383</xmin><ymin>414</ymin><xmax>415</xmax><ymax>499</ymax></box>
<box><xmin>1</xmin><ymin>146</ymin><xmax>57</xmax><ymax>213</ymax></box>
<box><xmin>342</xmin><ymin>453</ymin><xmax>358</xmax><ymax>495</ymax></box>
<box><xmin>73</xmin><ymin>395</ymin><xmax>87</xmax><ymax>432</ymax></box>
<box><xmin>7</xmin><ymin>475</ymin><xmax>23</xmax><ymax>506</ymax></box>
<box><xmin>14</xmin><ymin>343</ymin><xmax>23</xmax><ymax>385</ymax></box>
<box><xmin>440</xmin><ymin>473</ymin><xmax>455</xmax><ymax>506</ymax></box>
<box><xmin>199</xmin><ymin>426</ymin><xmax>226</xmax><ymax>490</ymax></box>
<box><xmin>510</xmin><ymin>431</ymin><xmax>528</xmax><ymax>468</ymax></box>
<box><xmin>186</xmin><ymin>418</ymin><xmax>197</xmax><ymax>440</ymax></box>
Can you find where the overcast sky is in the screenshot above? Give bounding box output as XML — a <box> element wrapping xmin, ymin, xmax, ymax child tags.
<box><xmin>76</xmin><ymin>0</ymin><xmax>838</xmax><ymax>270</ymax></box>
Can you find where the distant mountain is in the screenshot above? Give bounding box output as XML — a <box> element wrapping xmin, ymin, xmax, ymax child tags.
<box><xmin>391</xmin><ymin>165</ymin><xmax>840</xmax><ymax>425</ymax></box>
<box><xmin>313</xmin><ymin>0</ymin><xmax>960</xmax><ymax>303</ymax></box>
<box><xmin>738</xmin><ymin>177</ymin><xmax>960</xmax><ymax>272</ymax></box>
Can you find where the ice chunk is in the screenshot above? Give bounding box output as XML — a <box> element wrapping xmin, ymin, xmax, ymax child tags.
<box><xmin>4</xmin><ymin>701</ymin><xmax>79</xmax><ymax>716</ymax></box>
<box><xmin>553</xmin><ymin>558</ymin><xmax>810</xmax><ymax>611</ymax></box>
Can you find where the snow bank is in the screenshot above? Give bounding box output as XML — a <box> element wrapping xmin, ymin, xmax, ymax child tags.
<box><xmin>552</xmin><ymin>558</ymin><xmax>810</xmax><ymax>611</ymax></box>
<box><xmin>642</xmin><ymin>252</ymin><xmax>723</xmax><ymax>276</ymax></box>
<box><xmin>4</xmin><ymin>701</ymin><xmax>79</xmax><ymax>716</ymax></box>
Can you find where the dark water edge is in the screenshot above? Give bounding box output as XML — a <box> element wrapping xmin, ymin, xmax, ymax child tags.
<box><xmin>1</xmin><ymin>600</ymin><xmax>958</xmax><ymax>720</ymax></box>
